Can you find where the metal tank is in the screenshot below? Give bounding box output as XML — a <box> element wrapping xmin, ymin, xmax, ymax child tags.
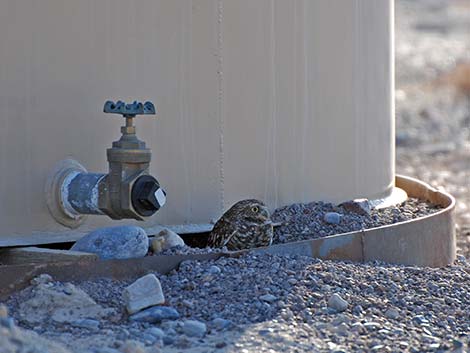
<box><xmin>0</xmin><ymin>0</ymin><xmax>395</xmax><ymax>246</ymax></box>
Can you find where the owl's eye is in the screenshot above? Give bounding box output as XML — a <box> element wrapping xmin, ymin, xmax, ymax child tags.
<box><xmin>251</xmin><ymin>206</ymin><xmax>259</xmax><ymax>213</ymax></box>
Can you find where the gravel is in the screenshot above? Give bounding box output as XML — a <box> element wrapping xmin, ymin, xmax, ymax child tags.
<box><xmin>4</xmin><ymin>253</ymin><xmax>470</xmax><ymax>352</ymax></box>
<box><xmin>272</xmin><ymin>197</ymin><xmax>442</xmax><ymax>244</ymax></box>
<box><xmin>153</xmin><ymin>197</ymin><xmax>443</xmax><ymax>256</ymax></box>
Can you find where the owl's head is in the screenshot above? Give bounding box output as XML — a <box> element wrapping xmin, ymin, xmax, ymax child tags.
<box><xmin>228</xmin><ymin>199</ymin><xmax>271</xmax><ymax>223</ymax></box>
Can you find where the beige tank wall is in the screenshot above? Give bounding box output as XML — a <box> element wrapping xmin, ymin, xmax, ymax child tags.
<box><xmin>0</xmin><ymin>0</ymin><xmax>394</xmax><ymax>245</ymax></box>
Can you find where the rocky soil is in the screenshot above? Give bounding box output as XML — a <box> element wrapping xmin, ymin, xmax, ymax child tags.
<box><xmin>3</xmin><ymin>254</ymin><xmax>470</xmax><ymax>353</ymax></box>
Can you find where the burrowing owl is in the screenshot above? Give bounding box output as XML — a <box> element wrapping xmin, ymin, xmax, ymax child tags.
<box><xmin>207</xmin><ymin>199</ymin><xmax>273</xmax><ymax>251</ymax></box>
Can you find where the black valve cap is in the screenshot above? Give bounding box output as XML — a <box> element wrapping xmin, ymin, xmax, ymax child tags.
<box><xmin>131</xmin><ymin>175</ymin><xmax>166</xmax><ymax>217</ymax></box>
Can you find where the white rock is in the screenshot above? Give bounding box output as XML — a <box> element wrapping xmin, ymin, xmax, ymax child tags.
<box><xmin>328</xmin><ymin>293</ymin><xmax>349</xmax><ymax>312</ymax></box>
<box><xmin>150</xmin><ymin>229</ymin><xmax>185</xmax><ymax>253</ymax></box>
<box><xmin>182</xmin><ymin>320</ymin><xmax>207</xmax><ymax>338</ymax></box>
<box><xmin>123</xmin><ymin>274</ymin><xmax>165</xmax><ymax>314</ymax></box>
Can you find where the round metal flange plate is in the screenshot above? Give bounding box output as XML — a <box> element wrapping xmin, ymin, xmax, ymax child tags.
<box><xmin>370</xmin><ymin>186</ymin><xmax>409</xmax><ymax>209</ymax></box>
<box><xmin>45</xmin><ymin>159</ymin><xmax>88</xmax><ymax>229</ymax></box>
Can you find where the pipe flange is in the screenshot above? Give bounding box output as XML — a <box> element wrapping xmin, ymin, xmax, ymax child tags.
<box><xmin>45</xmin><ymin>159</ymin><xmax>88</xmax><ymax>228</ymax></box>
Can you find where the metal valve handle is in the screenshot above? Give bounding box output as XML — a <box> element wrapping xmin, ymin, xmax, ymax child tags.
<box><xmin>103</xmin><ymin>100</ymin><xmax>156</xmax><ymax>118</ymax></box>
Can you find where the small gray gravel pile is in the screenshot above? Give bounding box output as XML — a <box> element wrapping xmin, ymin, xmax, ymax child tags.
<box><xmin>271</xmin><ymin>197</ymin><xmax>442</xmax><ymax>244</ymax></box>
<box><xmin>156</xmin><ymin>197</ymin><xmax>442</xmax><ymax>256</ymax></box>
<box><xmin>5</xmin><ymin>253</ymin><xmax>469</xmax><ymax>353</ymax></box>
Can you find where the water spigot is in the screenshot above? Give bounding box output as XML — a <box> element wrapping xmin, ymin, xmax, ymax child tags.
<box><xmin>45</xmin><ymin>100</ymin><xmax>165</xmax><ymax>226</ymax></box>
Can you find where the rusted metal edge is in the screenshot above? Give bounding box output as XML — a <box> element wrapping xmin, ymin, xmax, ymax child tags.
<box><xmin>0</xmin><ymin>175</ymin><xmax>455</xmax><ymax>300</ymax></box>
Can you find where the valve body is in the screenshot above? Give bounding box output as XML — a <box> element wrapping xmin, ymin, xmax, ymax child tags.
<box><xmin>46</xmin><ymin>101</ymin><xmax>165</xmax><ymax>226</ymax></box>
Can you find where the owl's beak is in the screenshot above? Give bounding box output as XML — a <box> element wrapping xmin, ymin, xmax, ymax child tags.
<box><xmin>260</xmin><ymin>208</ymin><xmax>270</xmax><ymax>220</ymax></box>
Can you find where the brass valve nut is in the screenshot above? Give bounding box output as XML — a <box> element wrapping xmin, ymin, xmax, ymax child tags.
<box><xmin>121</xmin><ymin>126</ymin><xmax>136</xmax><ymax>135</ymax></box>
<box><xmin>131</xmin><ymin>175</ymin><xmax>166</xmax><ymax>217</ymax></box>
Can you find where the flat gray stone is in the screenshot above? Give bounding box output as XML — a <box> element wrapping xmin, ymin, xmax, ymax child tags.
<box><xmin>71</xmin><ymin>226</ymin><xmax>148</xmax><ymax>260</ymax></box>
<box><xmin>123</xmin><ymin>274</ymin><xmax>165</xmax><ymax>314</ymax></box>
<box><xmin>128</xmin><ymin>306</ymin><xmax>179</xmax><ymax>323</ymax></box>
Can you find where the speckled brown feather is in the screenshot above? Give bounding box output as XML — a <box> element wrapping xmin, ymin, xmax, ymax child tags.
<box><xmin>208</xmin><ymin>199</ymin><xmax>273</xmax><ymax>251</ymax></box>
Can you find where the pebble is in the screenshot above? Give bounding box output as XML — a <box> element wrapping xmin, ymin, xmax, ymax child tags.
<box><xmin>146</xmin><ymin>327</ymin><xmax>165</xmax><ymax>339</ymax></box>
<box><xmin>363</xmin><ymin>322</ymin><xmax>382</xmax><ymax>331</ymax></box>
<box><xmin>30</xmin><ymin>274</ymin><xmax>53</xmax><ymax>285</ymax></box>
<box><xmin>182</xmin><ymin>320</ymin><xmax>207</xmax><ymax>338</ymax></box>
<box><xmin>162</xmin><ymin>335</ymin><xmax>175</xmax><ymax>346</ymax></box>
<box><xmin>328</xmin><ymin>293</ymin><xmax>349</xmax><ymax>312</ymax></box>
<box><xmin>212</xmin><ymin>318</ymin><xmax>233</xmax><ymax>330</ymax></box>
<box><xmin>384</xmin><ymin>307</ymin><xmax>400</xmax><ymax>320</ymax></box>
<box><xmin>259</xmin><ymin>294</ymin><xmax>277</xmax><ymax>303</ymax></box>
<box><xmin>339</xmin><ymin>198</ymin><xmax>372</xmax><ymax>216</ymax></box>
<box><xmin>335</xmin><ymin>322</ymin><xmax>350</xmax><ymax>336</ymax></box>
<box><xmin>128</xmin><ymin>306</ymin><xmax>180</xmax><ymax>323</ymax></box>
<box><xmin>70</xmin><ymin>319</ymin><xmax>100</xmax><ymax>330</ymax></box>
<box><xmin>208</xmin><ymin>265</ymin><xmax>222</xmax><ymax>274</ymax></box>
<box><xmin>352</xmin><ymin>305</ymin><xmax>364</xmax><ymax>315</ymax></box>
<box><xmin>123</xmin><ymin>274</ymin><xmax>165</xmax><ymax>314</ymax></box>
<box><xmin>150</xmin><ymin>228</ymin><xmax>185</xmax><ymax>253</ymax></box>
<box><xmin>324</xmin><ymin>212</ymin><xmax>342</xmax><ymax>225</ymax></box>
<box><xmin>412</xmin><ymin>314</ymin><xmax>429</xmax><ymax>325</ymax></box>
<box><xmin>71</xmin><ymin>226</ymin><xmax>148</xmax><ymax>260</ymax></box>
<box><xmin>351</xmin><ymin>322</ymin><xmax>365</xmax><ymax>333</ymax></box>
